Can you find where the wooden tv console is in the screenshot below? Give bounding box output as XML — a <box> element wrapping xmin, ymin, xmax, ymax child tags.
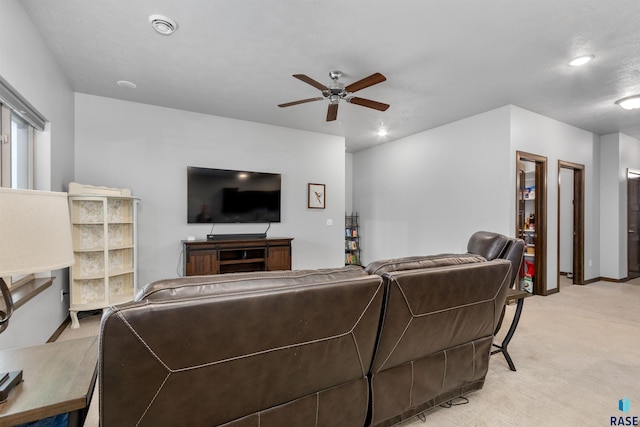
<box><xmin>183</xmin><ymin>237</ymin><xmax>293</xmax><ymax>276</ymax></box>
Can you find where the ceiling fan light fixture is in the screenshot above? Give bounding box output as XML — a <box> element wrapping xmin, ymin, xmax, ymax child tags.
<box><xmin>616</xmin><ymin>95</ymin><xmax>640</xmax><ymax>110</ymax></box>
<box><xmin>149</xmin><ymin>15</ymin><xmax>178</xmax><ymax>35</ymax></box>
<box><xmin>569</xmin><ymin>55</ymin><xmax>594</xmax><ymax>67</ymax></box>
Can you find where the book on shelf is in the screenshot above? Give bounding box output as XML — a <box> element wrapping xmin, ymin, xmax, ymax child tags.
<box><xmin>345</xmin><ymin>253</ymin><xmax>359</xmax><ymax>265</ymax></box>
<box><xmin>345</xmin><ymin>241</ymin><xmax>358</xmax><ymax>250</ymax></box>
<box><xmin>345</xmin><ymin>228</ymin><xmax>358</xmax><ymax>237</ymax></box>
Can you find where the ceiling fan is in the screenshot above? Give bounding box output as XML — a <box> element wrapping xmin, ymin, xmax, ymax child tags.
<box><xmin>278</xmin><ymin>71</ymin><xmax>389</xmax><ymax>121</ymax></box>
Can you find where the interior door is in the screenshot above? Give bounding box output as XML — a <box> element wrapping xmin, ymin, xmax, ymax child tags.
<box><xmin>517</xmin><ymin>160</ymin><xmax>535</xmax><ymax>293</ymax></box>
<box><xmin>558</xmin><ymin>161</ymin><xmax>585</xmax><ymax>287</ymax></box>
<box><xmin>516</xmin><ymin>151</ymin><xmax>547</xmax><ymax>295</ymax></box>
<box><xmin>628</xmin><ymin>170</ymin><xmax>640</xmax><ymax>278</ymax></box>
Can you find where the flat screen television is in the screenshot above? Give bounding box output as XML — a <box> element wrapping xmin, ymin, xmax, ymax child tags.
<box><xmin>187</xmin><ymin>166</ymin><xmax>281</xmax><ymax>224</ymax></box>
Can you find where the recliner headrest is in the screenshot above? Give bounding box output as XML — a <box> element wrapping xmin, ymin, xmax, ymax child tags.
<box><xmin>467</xmin><ymin>231</ymin><xmax>510</xmax><ymax>260</ymax></box>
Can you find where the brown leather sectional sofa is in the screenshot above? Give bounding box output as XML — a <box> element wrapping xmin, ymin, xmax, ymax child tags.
<box><xmin>99</xmin><ymin>232</ymin><xmax>522</xmax><ymax>426</ymax></box>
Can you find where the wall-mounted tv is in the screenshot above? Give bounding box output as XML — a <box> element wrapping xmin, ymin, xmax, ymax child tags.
<box><xmin>187</xmin><ymin>166</ymin><xmax>281</xmax><ymax>224</ymax></box>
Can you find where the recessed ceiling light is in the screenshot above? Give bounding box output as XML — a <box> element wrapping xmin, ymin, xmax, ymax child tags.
<box><xmin>377</xmin><ymin>127</ymin><xmax>388</xmax><ymax>137</ymax></box>
<box><xmin>116</xmin><ymin>80</ymin><xmax>137</xmax><ymax>89</ymax></box>
<box><xmin>149</xmin><ymin>15</ymin><xmax>178</xmax><ymax>35</ymax></box>
<box><xmin>616</xmin><ymin>95</ymin><xmax>640</xmax><ymax>110</ymax></box>
<box><xmin>569</xmin><ymin>55</ymin><xmax>594</xmax><ymax>67</ymax></box>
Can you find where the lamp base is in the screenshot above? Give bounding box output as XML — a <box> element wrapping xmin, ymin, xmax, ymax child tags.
<box><xmin>0</xmin><ymin>370</ymin><xmax>23</xmax><ymax>403</ymax></box>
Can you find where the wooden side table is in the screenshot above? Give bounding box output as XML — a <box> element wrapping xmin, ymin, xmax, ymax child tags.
<box><xmin>491</xmin><ymin>288</ymin><xmax>531</xmax><ymax>371</ymax></box>
<box><xmin>0</xmin><ymin>336</ymin><xmax>98</xmax><ymax>426</ymax></box>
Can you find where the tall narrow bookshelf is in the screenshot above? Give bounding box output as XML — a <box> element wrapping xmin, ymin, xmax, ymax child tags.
<box><xmin>68</xmin><ymin>183</ymin><xmax>139</xmax><ymax>328</ymax></box>
<box><xmin>345</xmin><ymin>213</ymin><xmax>361</xmax><ymax>265</ymax></box>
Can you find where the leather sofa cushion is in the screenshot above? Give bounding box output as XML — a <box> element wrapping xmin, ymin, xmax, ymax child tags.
<box><xmin>467</xmin><ymin>231</ymin><xmax>525</xmax><ymax>288</ymax></box>
<box><xmin>364</xmin><ymin>253</ymin><xmax>486</xmax><ymax>275</ymax></box>
<box><xmin>367</xmin><ymin>259</ymin><xmax>511</xmax><ymax>426</ymax></box>
<box><xmin>499</xmin><ymin>238</ymin><xmax>525</xmax><ymax>288</ymax></box>
<box><xmin>370</xmin><ymin>260</ymin><xmax>511</xmax><ymax>373</ymax></box>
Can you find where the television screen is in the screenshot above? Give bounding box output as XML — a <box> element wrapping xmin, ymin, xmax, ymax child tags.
<box><xmin>187</xmin><ymin>167</ymin><xmax>281</xmax><ymax>223</ymax></box>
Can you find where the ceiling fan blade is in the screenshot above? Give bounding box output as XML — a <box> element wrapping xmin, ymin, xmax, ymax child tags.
<box><xmin>349</xmin><ymin>97</ymin><xmax>390</xmax><ymax>111</ymax></box>
<box><xmin>326</xmin><ymin>103</ymin><xmax>339</xmax><ymax>121</ymax></box>
<box><xmin>278</xmin><ymin>97</ymin><xmax>324</xmax><ymax>108</ymax></box>
<box><xmin>345</xmin><ymin>72</ymin><xmax>386</xmax><ymax>93</ymax></box>
<box><xmin>293</xmin><ymin>74</ymin><xmax>329</xmax><ymax>91</ymax></box>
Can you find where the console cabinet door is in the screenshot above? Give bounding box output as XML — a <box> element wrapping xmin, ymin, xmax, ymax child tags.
<box><xmin>185</xmin><ymin>248</ymin><xmax>219</xmax><ymax>275</ymax></box>
<box><xmin>267</xmin><ymin>245</ymin><xmax>291</xmax><ymax>271</ymax></box>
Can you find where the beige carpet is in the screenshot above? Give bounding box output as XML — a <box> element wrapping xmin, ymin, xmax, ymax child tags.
<box><xmin>403</xmin><ymin>277</ymin><xmax>640</xmax><ymax>427</ymax></box>
<box><xmin>60</xmin><ymin>277</ymin><xmax>640</xmax><ymax>426</ymax></box>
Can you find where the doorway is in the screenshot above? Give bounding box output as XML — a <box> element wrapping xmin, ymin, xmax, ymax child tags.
<box><xmin>516</xmin><ymin>151</ymin><xmax>547</xmax><ymax>295</ymax></box>
<box><xmin>558</xmin><ymin>161</ymin><xmax>585</xmax><ymax>287</ymax></box>
<box><xmin>628</xmin><ymin>169</ymin><xmax>640</xmax><ymax>279</ymax></box>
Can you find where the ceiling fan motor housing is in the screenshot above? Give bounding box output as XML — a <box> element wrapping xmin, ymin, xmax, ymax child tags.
<box><xmin>325</xmin><ymin>71</ymin><xmax>347</xmax><ymax>99</ymax></box>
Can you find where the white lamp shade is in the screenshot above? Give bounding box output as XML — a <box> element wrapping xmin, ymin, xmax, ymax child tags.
<box><xmin>0</xmin><ymin>188</ymin><xmax>74</xmax><ymax>276</ymax></box>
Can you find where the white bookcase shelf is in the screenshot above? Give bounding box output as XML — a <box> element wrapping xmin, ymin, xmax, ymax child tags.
<box><xmin>68</xmin><ymin>183</ymin><xmax>139</xmax><ymax>328</ymax></box>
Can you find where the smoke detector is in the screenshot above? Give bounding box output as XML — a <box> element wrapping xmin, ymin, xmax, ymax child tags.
<box><xmin>149</xmin><ymin>15</ymin><xmax>178</xmax><ymax>35</ymax></box>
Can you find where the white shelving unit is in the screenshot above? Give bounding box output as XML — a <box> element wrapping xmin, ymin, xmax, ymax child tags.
<box><xmin>68</xmin><ymin>183</ymin><xmax>139</xmax><ymax>328</ymax></box>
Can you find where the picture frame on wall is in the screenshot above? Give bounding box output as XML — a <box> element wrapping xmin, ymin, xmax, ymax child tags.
<box><xmin>308</xmin><ymin>183</ymin><xmax>326</xmax><ymax>209</ymax></box>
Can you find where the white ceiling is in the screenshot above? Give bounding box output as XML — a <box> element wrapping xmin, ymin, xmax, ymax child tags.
<box><xmin>20</xmin><ymin>0</ymin><xmax>640</xmax><ymax>152</ymax></box>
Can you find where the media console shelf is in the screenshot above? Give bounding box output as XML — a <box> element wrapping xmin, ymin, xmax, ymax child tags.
<box><xmin>183</xmin><ymin>237</ymin><xmax>293</xmax><ymax>276</ymax></box>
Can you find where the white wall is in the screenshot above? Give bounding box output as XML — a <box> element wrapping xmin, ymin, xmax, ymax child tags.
<box><xmin>620</xmin><ymin>133</ymin><xmax>640</xmax><ymax>278</ymax></box>
<box><xmin>0</xmin><ymin>0</ymin><xmax>75</xmax><ymax>349</ymax></box>
<box><xmin>600</xmin><ymin>132</ymin><xmax>640</xmax><ymax>279</ymax></box>
<box><xmin>599</xmin><ymin>134</ymin><xmax>621</xmax><ymax>278</ymax></box>
<box><xmin>352</xmin><ymin>106</ymin><xmax>512</xmax><ymax>264</ymax></box>
<box><xmin>345</xmin><ymin>152</ymin><xmax>353</xmax><ymax>214</ymax></box>
<box><xmin>352</xmin><ymin>105</ymin><xmax>601</xmax><ymax>293</ymax></box>
<box><xmin>509</xmin><ymin>106</ymin><xmax>600</xmax><ymax>289</ymax></box>
<box><xmin>74</xmin><ymin>94</ymin><xmax>345</xmax><ymax>287</ymax></box>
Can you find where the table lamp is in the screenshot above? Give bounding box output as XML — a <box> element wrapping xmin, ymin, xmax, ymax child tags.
<box><xmin>0</xmin><ymin>188</ymin><xmax>74</xmax><ymax>402</ymax></box>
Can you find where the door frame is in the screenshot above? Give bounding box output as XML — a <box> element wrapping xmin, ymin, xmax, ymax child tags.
<box><xmin>516</xmin><ymin>151</ymin><xmax>548</xmax><ymax>295</ymax></box>
<box><xmin>627</xmin><ymin>168</ymin><xmax>640</xmax><ymax>279</ymax></box>
<box><xmin>557</xmin><ymin>160</ymin><xmax>585</xmax><ymax>287</ymax></box>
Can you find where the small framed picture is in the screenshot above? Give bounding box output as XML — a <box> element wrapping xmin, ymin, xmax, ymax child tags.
<box><xmin>308</xmin><ymin>183</ymin><xmax>326</xmax><ymax>209</ymax></box>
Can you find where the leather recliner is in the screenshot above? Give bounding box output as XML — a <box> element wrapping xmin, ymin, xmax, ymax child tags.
<box><xmin>467</xmin><ymin>230</ymin><xmax>525</xmax><ymax>288</ymax></box>
<box><xmin>364</xmin><ymin>258</ymin><xmax>511</xmax><ymax>426</ymax></box>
